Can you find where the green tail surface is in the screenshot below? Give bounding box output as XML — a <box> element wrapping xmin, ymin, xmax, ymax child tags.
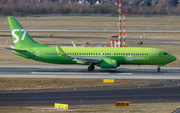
<box><xmin>8</xmin><ymin>16</ymin><xmax>48</xmax><ymax>48</ymax></box>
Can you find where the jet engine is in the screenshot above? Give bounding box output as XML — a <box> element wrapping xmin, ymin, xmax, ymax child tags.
<box><xmin>99</xmin><ymin>60</ymin><xmax>118</xmax><ymax>68</ymax></box>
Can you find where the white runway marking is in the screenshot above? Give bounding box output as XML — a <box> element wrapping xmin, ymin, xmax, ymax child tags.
<box><xmin>31</xmin><ymin>72</ymin><xmax>133</xmax><ymax>75</ymax></box>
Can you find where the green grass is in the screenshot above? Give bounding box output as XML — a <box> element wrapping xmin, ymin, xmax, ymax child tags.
<box><xmin>1</xmin><ymin>16</ymin><xmax>180</xmax><ymax>30</ymax></box>
<box><xmin>0</xmin><ymin>103</ymin><xmax>179</xmax><ymax>113</ymax></box>
<box><xmin>0</xmin><ymin>78</ymin><xmax>157</xmax><ymax>91</ymax></box>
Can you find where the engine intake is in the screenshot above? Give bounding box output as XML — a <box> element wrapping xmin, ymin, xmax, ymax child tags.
<box><xmin>99</xmin><ymin>60</ymin><xmax>117</xmax><ymax>68</ymax></box>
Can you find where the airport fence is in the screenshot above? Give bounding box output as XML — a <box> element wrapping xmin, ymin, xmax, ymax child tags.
<box><xmin>1</xmin><ymin>14</ymin><xmax>180</xmax><ymax>18</ymax></box>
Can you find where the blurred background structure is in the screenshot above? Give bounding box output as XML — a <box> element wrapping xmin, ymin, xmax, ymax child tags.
<box><xmin>0</xmin><ymin>0</ymin><xmax>180</xmax><ymax>16</ymax></box>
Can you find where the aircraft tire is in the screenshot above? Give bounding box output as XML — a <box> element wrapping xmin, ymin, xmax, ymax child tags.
<box><xmin>157</xmin><ymin>67</ymin><xmax>161</xmax><ymax>72</ymax></box>
<box><xmin>88</xmin><ymin>65</ymin><xmax>95</xmax><ymax>71</ymax></box>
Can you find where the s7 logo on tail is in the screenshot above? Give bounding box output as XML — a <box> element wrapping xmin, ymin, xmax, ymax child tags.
<box><xmin>12</xmin><ymin>29</ymin><xmax>27</xmax><ymax>43</ymax></box>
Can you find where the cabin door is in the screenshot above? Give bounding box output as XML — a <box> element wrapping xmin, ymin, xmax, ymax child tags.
<box><xmin>36</xmin><ymin>50</ymin><xmax>40</xmax><ymax>59</ymax></box>
<box><xmin>154</xmin><ymin>51</ymin><xmax>158</xmax><ymax>59</ymax></box>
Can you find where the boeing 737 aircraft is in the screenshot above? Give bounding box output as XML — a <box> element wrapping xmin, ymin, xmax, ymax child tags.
<box><xmin>7</xmin><ymin>16</ymin><xmax>176</xmax><ymax>71</ymax></box>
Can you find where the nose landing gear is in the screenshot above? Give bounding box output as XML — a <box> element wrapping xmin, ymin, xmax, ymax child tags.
<box><xmin>88</xmin><ymin>64</ymin><xmax>95</xmax><ymax>71</ymax></box>
<box><xmin>157</xmin><ymin>67</ymin><xmax>161</xmax><ymax>72</ymax></box>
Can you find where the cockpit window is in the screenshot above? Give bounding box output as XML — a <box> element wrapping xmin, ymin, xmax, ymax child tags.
<box><xmin>163</xmin><ymin>53</ymin><xmax>168</xmax><ymax>55</ymax></box>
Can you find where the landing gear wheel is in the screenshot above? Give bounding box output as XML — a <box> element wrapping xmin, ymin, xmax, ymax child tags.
<box><xmin>88</xmin><ymin>65</ymin><xmax>95</xmax><ymax>71</ymax></box>
<box><xmin>157</xmin><ymin>67</ymin><xmax>161</xmax><ymax>72</ymax></box>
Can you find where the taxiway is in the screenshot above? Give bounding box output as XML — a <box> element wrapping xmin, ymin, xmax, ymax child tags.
<box><xmin>0</xmin><ymin>81</ymin><xmax>180</xmax><ymax>106</ymax></box>
<box><xmin>0</xmin><ymin>66</ymin><xmax>180</xmax><ymax>80</ymax></box>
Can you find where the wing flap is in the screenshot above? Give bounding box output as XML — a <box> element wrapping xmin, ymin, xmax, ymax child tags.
<box><xmin>72</xmin><ymin>57</ymin><xmax>101</xmax><ymax>63</ymax></box>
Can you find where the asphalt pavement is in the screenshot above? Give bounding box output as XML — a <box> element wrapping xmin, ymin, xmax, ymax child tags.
<box><xmin>0</xmin><ymin>81</ymin><xmax>180</xmax><ymax>106</ymax></box>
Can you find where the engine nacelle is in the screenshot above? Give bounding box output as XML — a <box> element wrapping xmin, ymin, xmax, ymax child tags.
<box><xmin>99</xmin><ymin>60</ymin><xmax>117</xmax><ymax>68</ymax></box>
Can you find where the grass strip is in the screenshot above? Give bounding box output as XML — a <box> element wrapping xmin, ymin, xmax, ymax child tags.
<box><xmin>0</xmin><ymin>103</ymin><xmax>180</xmax><ymax>113</ymax></box>
<box><xmin>0</xmin><ymin>78</ymin><xmax>157</xmax><ymax>91</ymax></box>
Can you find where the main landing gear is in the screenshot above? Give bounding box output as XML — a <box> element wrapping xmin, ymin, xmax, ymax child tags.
<box><xmin>157</xmin><ymin>67</ymin><xmax>161</xmax><ymax>72</ymax></box>
<box><xmin>88</xmin><ymin>64</ymin><xmax>95</xmax><ymax>71</ymax></box>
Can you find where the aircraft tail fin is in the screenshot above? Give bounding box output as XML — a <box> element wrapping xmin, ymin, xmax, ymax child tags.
<box><xmin>7</xmin><ymin>16</ymin><xmax>49</xmax><ymax>48</ymax></box>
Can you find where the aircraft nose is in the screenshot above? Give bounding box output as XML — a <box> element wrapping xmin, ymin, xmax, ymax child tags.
<box><xmin>170</xmin><ymin>55</ymin><xmax>177</xmax><ymax>62</ymax></box>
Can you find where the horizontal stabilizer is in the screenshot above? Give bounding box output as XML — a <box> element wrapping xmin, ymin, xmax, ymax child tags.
<box><xmin>4</xmin><ymin>47</ymin><xmax>27</xmax><ymax>52</ymax></box>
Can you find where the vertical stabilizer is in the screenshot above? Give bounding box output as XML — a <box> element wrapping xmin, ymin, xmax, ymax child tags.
<box><xmin>8</xmin><ymin>16</ymin><xmax>48</xmax><ymax>48</ymax></box>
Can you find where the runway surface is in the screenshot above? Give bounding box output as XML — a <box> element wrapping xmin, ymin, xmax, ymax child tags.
<box><xmin>0</xmin><ymin>81</ymin><xmax>180</xmax><ymax>106</ymax></box>
<box><xmin>1</xmin><ymin>29</ymin><xmax>180</xmax><ymax>32</ymax></box>
<box><xmin>1</xmin><ymin>66</ymin><xmax>180</xmax><ymax>106</ymax></box>
<box><xmin>0</xmin><ymin>66</ymin><xmax>180</xmax><ymax>80</ymax></box>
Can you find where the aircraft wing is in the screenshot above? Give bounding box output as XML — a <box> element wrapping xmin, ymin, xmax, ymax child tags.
<box><xmin>56</xmin><ymin>45</ymin><xmax>101</xmax><ymax>64</ymax></box>
<box><xmin>72</xmin><ymin>56</ymin><xmax>101</xmax><ymax>63</ymax></box>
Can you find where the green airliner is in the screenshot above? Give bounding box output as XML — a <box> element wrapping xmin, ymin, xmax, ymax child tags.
<box><xmin>7</xmin><ymin>16</ymin><xmax>176</xmax><ymax>71</ymax></box>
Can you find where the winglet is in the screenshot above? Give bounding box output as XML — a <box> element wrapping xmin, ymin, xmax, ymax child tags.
<box><xmin>56</xmin><ymin>45</ymin><xmax>67</xmax><ymax>56</ymax></box>
<box><xmin>72</xmin><ymin>41</ymin><xmax>77</xmax><ymax>47</ymax></box>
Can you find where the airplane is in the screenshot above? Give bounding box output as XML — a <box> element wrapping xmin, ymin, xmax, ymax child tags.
<box><xmin>6</xmin><ymin>16</ymin><xmax>176</xmax><ymax>71</ymax></box>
